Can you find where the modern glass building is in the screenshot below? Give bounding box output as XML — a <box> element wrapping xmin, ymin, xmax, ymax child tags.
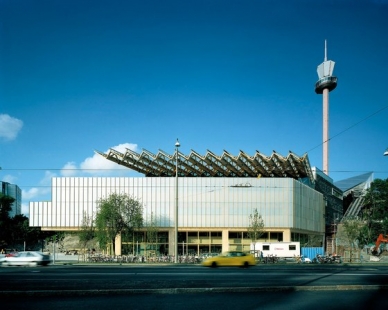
<box><xmin>1</xmin><ymin>181</ymin><xmax>22</xmax><ymax>218</ymax></box>
<box><xmin>29</xmin><ymin>149</ymin><xmax>329</xmax><ymax>256</ymax></box>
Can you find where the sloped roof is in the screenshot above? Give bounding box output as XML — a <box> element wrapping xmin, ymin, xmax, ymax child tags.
<box><xmin>334</xmin><ymin>172</ymin><xmax>373</xmax><ymax>193</ymax></box>
<box><xmin>96</xmin><ymin>148</ymin><xmax>314</xmax><ymax>182</ymax></box>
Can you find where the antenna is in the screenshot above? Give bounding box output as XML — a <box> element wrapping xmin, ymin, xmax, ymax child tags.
<box><xmin>324</xmin><ymin>40</ymin><xmax>327</xmax><ymax>61</ymax></box>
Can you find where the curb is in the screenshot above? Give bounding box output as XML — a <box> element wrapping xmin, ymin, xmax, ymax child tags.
<box><xmin>3</xmin><ymin>285</ymin><xmax>388</xmax><ymax>297</ymax></box>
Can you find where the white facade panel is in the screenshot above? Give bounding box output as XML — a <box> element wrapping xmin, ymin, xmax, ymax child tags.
<box><xmin>29</xmin><ymin>177</ymin><xmax>324</xmax><ymax>234</ymax></box>
<box><xmin>29</xmin><ymin>201</ymin><xmax>52</xmax><ymax>227</ymax></box>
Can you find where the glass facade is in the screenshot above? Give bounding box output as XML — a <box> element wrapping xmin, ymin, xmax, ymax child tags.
<box><xmin>1</xmin><ymin>181</ymin><xmax>22</xmax><ymax>217</ymax></box>
<box><xmin>30</xmin><ymin>176</ymin><xmax>325</xmax><ymax>254</ymax></box>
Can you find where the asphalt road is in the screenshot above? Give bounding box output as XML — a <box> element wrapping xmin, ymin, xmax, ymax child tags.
<box><xmin>1</xmin><ymin>264</ymin><xmax>388</xmax><ymax>295</ymax></box>
<box><xmin>2</xmin><ymin>264</ymin><xmax>388</xmax><ymax>310</ymax></box>
<box><xmin>4</xmin><ymin>290</ymin><xmax>388</xmax><ymax>310</ymax></box>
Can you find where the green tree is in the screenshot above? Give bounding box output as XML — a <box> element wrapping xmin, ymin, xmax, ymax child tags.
<box><xmin>304</xmin><ymin>235</ymin><xmax>323</xmax><ymax>247</ymax></box>
<box><xmin>78</xmin><ymin>212</ymin><xmax>95</xmax><ymax>252</ymax></box>
<box><xmin>363</xmin><ymin>178</ymin><xmax>388</xmax><ymax>239</ymax></box>
<box><xmin>46</xmin><ymin>232</ymin><xmax>65</xmax><ymax>245</ymax></box>
<box><xmin>0</xmin><ymin>211</ymin><xmax>52</xmax><ymax>251</ymax></box>
<box><xmin>247</xmin><ymin>208</ymin><xmax>265</xmax><ymax>257</ymax></box>
<box><xmin>337</xmin><ymin>216</ymin><xmax>365</xmax><ymax>262</ymax></box>
<box><xmin>0</xmin><ymin>194</ymin><xmax>15</xmax><ymax>249</ymax></box>
<box><xmin>0</xmin><ymin>193</ymin><xmax>13</xmax><ymax>220</ymax></box>
<box><xmin>95</xmin><ymin>193</ymin><xmax>143</xmax><ymax>254</ymax></box>
<box><xmin>10</xmin><ymin>215</ymin><xmax>35</xmax><ymax>249</ymax></box>
<box><xmin>145</xmin><ymin>212</ymin><xmax>158</xmax><ymax>257</ymax></box>
<box><xmin>358</xmin><ymin>209</ymin><xmax>375</xmax><ymax>248</ymax></box>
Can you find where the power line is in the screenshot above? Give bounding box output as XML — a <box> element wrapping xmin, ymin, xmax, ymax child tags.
<box><xmin>2</xmin><ymin>104</ymin><xmax>387</xmax><ymax>181</ymax></box>
<box><xmin>306</xmin><ymin>105</ymin><xmax>388</xmax><ymax>153</ymax></box>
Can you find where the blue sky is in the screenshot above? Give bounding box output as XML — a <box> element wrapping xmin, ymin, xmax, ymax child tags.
<box><xmin>1</xmin><ymin>0</ymin><xmax>388</xmax><ymax>216</ymax></box>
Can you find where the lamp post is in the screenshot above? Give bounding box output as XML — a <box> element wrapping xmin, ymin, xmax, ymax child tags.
<box><xmin>384</xmin><ymin>148</ymin><xmax>388</xmax><ymax>156</ymax></box>
<box><xmin>174</xmin><ymin>139</ymin><xmax>180</xmax><ymax>263</ymax></box>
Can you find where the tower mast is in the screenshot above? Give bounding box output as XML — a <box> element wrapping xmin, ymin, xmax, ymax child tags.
<box><xmin>315</xmin><ymin>40</ymin><xmax>338</xmax><ymax>175</ymax></box>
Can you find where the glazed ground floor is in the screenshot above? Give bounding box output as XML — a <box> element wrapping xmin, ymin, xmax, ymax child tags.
<box><xmin>113</xmin><ymin>228</ymin><xmax>323</xmax><ymax>256</ymax></box>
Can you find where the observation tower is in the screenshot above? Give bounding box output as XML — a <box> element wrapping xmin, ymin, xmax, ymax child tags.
<box><xmin>315</xmin><ymin>40</ymin><xmax>337</xmax><ymax>175</ymax></box>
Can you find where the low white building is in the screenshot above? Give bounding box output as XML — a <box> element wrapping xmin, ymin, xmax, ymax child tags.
<box><xmin>29</xmin><ymin>149</ymin><xmax>327</xmax><ymax>255</ymax></box>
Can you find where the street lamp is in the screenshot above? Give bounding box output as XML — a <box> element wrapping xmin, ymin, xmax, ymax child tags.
<box><xmin>384</xmin><ymin>148</ymin><xmax>388</xmax><ymax>156</ymax></box>
<box><xmin>174</xmin><ymin>138</ymin><xmax>180</xmax><ymax>263</ymax></box>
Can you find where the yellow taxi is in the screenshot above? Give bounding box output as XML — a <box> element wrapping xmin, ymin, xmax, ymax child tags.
<box><xmin>202</xmin><ymin>251</ymin><xmax>256</xmax><ymax>268</ymax></box>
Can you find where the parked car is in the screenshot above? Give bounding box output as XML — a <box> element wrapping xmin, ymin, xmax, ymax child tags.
<box><xmin>202</xmin><ymin>251</ymin><xmax>256</xmax><ymax>268</ymax></box>
<box><xmin>0</xmin><ymin>251</ymin><xmax>51</xmax><ymax>267</ymax></box>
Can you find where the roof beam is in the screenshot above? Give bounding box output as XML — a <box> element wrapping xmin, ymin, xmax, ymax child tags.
<box><xmin>205</xmin><ymin>150</ymin><xmax>232</xmax><ymax>177</ymax></box>
<box><xmin>95</xmin><ymin>148</ymin><xmax>314</xmax><ymax>182</ymax></box>
<box><xmin>237</xmin><ymin>151</ymin><xmax>260</xmax><ymax>176</ymax></box>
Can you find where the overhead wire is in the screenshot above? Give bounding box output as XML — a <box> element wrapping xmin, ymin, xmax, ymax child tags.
<box><xmin>305</xmin><ymin>105</ymin><xmax>388</xmax><ymax>154</ymax></box>
<box><xmin>2</xmin><ymin>105</ymin><xmax>388</xmax><ymax>190</ymax></box>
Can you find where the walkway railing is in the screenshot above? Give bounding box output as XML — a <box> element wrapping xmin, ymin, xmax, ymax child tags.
<box><xmin>79</xmin><ymin>254</ymin><xmax>203</xmax><ymax>264</ymax></box>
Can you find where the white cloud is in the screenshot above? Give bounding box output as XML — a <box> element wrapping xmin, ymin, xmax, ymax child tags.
<box><xmin>41</xmin><ymin>170</ymin><xmax>57</xmax><ymax>184</ymax></box>
<box><xmin>22</xmin><ymin>171</ymin><xmax>56</xmax><ymax>200</ymax></box>
<box><xmin>79</xmin><ymin>143</ymin><xmax>138</xmax><ymax>175</ymax></box>
<box><xmin>22</xmin><ymin>143</ymin><xmax>138</xmax><ymax>212</ymax></box>
<box><xmin>57</xmin><ymin>143</ymin><xmax>139</xmax><ymax>177</ymax></box>
<box><xmin>21</xmin><ymin>171</ymin><xmax>56</xmax><ymax>217</ymax></box>
<box><xmin>1</xmin><ymin>174</ymin><xmax>18</xmax><ymax>183</ymax></box>
<box><xmin>61</xmin><ymin>161</ymin><xmax>78</xmax><ymax>177</ymax></box>
<box><xmin>112</xmin><ymin>143</ymin><xmax>138</xmax><ymax>153</ymax></box>
<box><xmin>22</xmin><ymin>187</ymin><xmax>42</xmax><ymax>200</ymax></box>
<box><xmin>21</xmin><ymin>203</ymin><xmax>29</xmax><ymax>217</ymax></box>
<box><xmin>0</xmin><ymin>114</ymin><xmax>23</xmax><ymax>140</ymax></box>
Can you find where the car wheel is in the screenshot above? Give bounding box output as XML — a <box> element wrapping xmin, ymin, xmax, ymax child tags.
<box><xmin>242</xmin><ymin>261</ymin><xmax>249</xmax><ymax>268</ymax></box>
<box><xmin>211</xmin><ymin>262</ymin><xmax>217</xmax><ymax>268</ymax></box>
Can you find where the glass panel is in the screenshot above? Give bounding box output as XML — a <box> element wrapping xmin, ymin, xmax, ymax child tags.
<box><xmin>199</xmin><ymin>245</ymin><xmax>210</xmax><ymax>255</ymax></box>
<box><xmin>187</xmin><ymin>245</ymin><xmax>197</xmax><ymax>255</ymax></box>
<box><xmin>178</xmin><ymin>232</ymin><xmax>186</xmax><ymax>242</ymax></box>
<box><xmin>157</xmin><ymin>232</ymin><xmax>168</xmax><ymax>243</ymax></box>
<box><xmin>210</xmin><ymin>245</ymin><xmax>222</xmax><ymax>254</ymax></box>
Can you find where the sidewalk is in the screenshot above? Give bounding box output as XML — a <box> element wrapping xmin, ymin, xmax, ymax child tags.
<box><xmin>51</xmin><ymin>253</ymin><xmax>388</xmax><ymax>266</ymax></box>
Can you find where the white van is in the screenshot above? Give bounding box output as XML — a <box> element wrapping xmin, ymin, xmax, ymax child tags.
<box><xmin>250</xmin><ymin>242</ymin><xmax>300</xmax><ymax>258</ymax></box>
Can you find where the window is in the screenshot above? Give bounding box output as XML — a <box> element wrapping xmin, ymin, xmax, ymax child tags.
<box><xmin>178</xmin><ymin>232</ymin><xmax>187</xmax><ymax>242</ymax></box>
<box><xmin>211</xmin><ymin>231</ymin><xmax>222</xmax><ymax>237</ymax></box>
<box><xmin>270</xmin><ymin>232</ymin><xmax>283</xmax><ymax>242</ymax></box>
<box><xmin>263</xmin><ymin>245</ymin><xmax>270</xmax><ymax>251</ymax></box>
<box><xmin>332</xmin><ymin>188</ymin><xmax>342</xmax><ymax>199</ymax></box>
<box><xmin>229</xmin><ymin>232</ymin><xmax>242</xmax><ymax>239</ymax></box>
<box><xmin>157</xmin><ymin>232</ymin><xmax>168</xmax><ymax>243</ymax></box>
<box><xmin>289</xmin><ymin>245</ymin><xmax>296</xmax><ymax>251</ymax></box>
